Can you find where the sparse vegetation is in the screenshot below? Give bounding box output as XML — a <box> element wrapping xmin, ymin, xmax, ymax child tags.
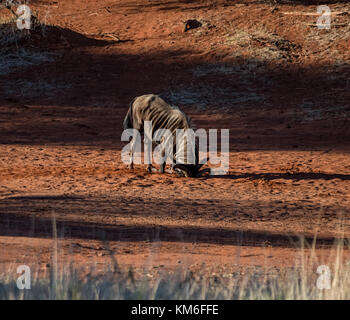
<box><xmin>0</xmin><ymin>48</ymin><xmax>57</xmax><ymax>75</ymax></box>
<box><xmin>164</xmin><ymin>84</ymin><xmax>266</xmax><ymax>110</ymax></box>
<box><xmin>1</xmin><ymin>238</ymin><xmax>350</xmax><ymax>300</ymax></box>
<box><xmin>0</xmin><ymin>7</ymin><xmax>62</xmax><ymax>98</ymax></box>
<box><xmin>225</xmin><ymin>27</ymin><xmax>300</xmax><ymax>62</ymax></box>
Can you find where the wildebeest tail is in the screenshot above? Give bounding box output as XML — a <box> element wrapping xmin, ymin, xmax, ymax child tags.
<box><xmin>123</xmin><ymin>98</ymin><xmax>135</xmax><ymax>130</ymax></box>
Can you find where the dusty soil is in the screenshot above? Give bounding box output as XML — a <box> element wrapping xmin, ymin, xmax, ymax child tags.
<box><xmin>0</xmin><ymin>0</ymin><xmax>350</xmax><ymax>279</ymax></box>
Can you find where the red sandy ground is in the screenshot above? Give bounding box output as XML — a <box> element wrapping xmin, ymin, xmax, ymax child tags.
<box><xmin>0</xmin><ymin>0</ymin><xmax>349</xmax><ymax>279</ymax></box>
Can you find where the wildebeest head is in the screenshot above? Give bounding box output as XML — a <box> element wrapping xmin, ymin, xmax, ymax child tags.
<box><xmin>173</xmin><ymin>142</ymin><xmax>208</xmax><ymax>177</ymax></box>
<box><xmin>172</xmin><ymin>138</ymin><xmax>209</xmax><ymax>178</ymax></box>
<box><xmin>173</xmin><ymin>162</ymin><xmax>207</xmax><ymax>178</ymax></box>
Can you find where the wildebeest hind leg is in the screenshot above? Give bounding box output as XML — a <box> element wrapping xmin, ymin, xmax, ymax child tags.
<box><xmin>128</xmin><ymin>137</ymin><xmax>135</xmax><ymax>170</ymax></box>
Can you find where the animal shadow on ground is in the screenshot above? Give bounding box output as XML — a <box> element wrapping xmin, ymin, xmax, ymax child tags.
<box><xmin>201</xmin><ymin>172</ymin><xmax>350</xmax><ymax>181</ymax></box>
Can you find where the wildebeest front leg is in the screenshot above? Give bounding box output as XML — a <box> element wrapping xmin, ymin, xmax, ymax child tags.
<box><xmin>144</xmin><ymin>135</ymin><xmax>154</xmax><ymax>173</ymax></box>
<box><xmin>159</xmin><ymin>147</ymin><xmax>166</xmax><ymax>173</ymax></box>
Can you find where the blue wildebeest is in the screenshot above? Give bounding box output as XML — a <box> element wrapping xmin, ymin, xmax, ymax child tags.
<box><xmin>123</xmin><ymin>94</ymin><xmax>207</xmax><ymax>177</ymax></box>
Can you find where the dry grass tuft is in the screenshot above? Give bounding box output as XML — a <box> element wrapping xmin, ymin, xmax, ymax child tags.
<box><xmin>1</xmin><ymin>235</ymin><xmax>350</xmax><ymax>300</ymax></box>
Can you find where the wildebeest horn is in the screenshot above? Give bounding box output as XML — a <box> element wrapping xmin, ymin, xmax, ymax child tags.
<box><xmin>196</xmin><ymin>168</ymin><xmax>211</xmax><ymax>177</ymax></box>
<box><xmin>196</xmin><ymin>158</ymin><xmax>208</xmax><ymax>169</ymax></box>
